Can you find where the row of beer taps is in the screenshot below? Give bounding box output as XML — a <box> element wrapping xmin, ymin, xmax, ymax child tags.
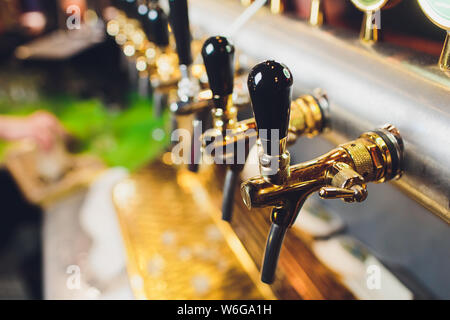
<box><xmin>107</xmin><ymin>0</ymin><xmax>405</xmax><ymax>285</ymax></box>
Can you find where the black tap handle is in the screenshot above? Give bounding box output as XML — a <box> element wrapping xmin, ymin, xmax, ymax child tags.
<box><xmin>261</xmin><ymin>223</ymin><xmax>288</xmax><ymax>284</ymax></box>
<box><xmin>142</xmin><ymin>4</ymin><xmax>170</xmax><ymax>47</ymax></box>
<box><xmin>247</xmin><ymin>60</ymin><xmax>293</xmax><ymax>145</ymax></box>
<box><xmin>201</xmin><ymin>36</ymin><xmax>235</xmax><ymax>98</ymax></box>
<box><xmin>168</xmin><ymin>0</ymin><xmax>193</xmax><ymax>66</ymax></box>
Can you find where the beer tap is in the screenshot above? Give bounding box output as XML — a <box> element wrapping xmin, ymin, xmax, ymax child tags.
<box><xmin>201</xmin><ymin>36</ymin><xmax>236</xmax><ymax>136</ymax></box>
<box><xmin>168</xmin><ymin>0</ymin><xmax>206</xmax><ymax>172</ymax></box>
<box><xmin>350</xmin><ymin>0</ymin><xmax>402</xmax><ymax>43</ymax></box>
<box><xmin>204</xmin><ymin>60</ymin><xmax>328</xmax><ymax>223</ymax></box>
<box><xmin>240</xmin><ymin>60</ymin><xmax>404</xmax><ymax>284</ymax></box>
<box><xmin>107</xmin><ymin>1</ymin><xmax>150</xmax><ymax>92</ymax></box>
<box><xmin>269</xmin><ymin>0</ymin><xmax>286</xmax><ymax>14</ymax></box>
<box><xmin>171</xmin><ymin>34</ymin><xmax>252</xmax><ymax>174</ymax></box>
<box><xmin>200</xmin><ymin>36</ymin><xmax>244</xmax><ymax>220</ymax></box>
<box><xmin>108</xmin><ymin>1</ymin><xmax>178</xmax><ymax>101</ymax></box>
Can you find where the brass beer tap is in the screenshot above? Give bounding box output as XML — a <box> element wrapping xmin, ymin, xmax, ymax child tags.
<box><xmin>171</xmin><ymin>35</ymin><xmax>250</xmax><ymax>172</ymax></box>
<box><xmin>240</xmin><ymin>60</ymin><xmax>404</xmax><ymax>284</ymax></box>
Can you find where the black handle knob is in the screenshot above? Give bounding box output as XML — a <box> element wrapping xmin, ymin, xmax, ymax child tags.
<box><xmin>141</xmin><ymin>4</ymin><xmax>170</xmax><ymax>47</ymax></box>
<box><xmin>247</xmin><ymin>60</ymin><xmax>293</xmax><ymax>142</ymax></box>
<box><xmin>168</xmin><ymin>0</ymin><xmax>193</xmax><ymax>66</ymax></box>
<box><xmin>201</xmin><ymin>36</ymin><xmax>235</xmax><ymax>98</ymax></box>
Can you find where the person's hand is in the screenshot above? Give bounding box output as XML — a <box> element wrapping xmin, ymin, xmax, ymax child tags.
<box><xmin>0</xmin><ymin>111</ymin><xmax>67</xmax><ymax>150</ymax></box>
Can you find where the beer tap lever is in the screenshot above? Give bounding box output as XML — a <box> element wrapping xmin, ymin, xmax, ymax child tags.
<box><xmin>202</xmin><ymin>36</ymin><xmax>236</xmax><ymax>122</ymax></box>
<box><xmin>202</xmin><ymin>36</ymin><xmax>235</xmax><ymax>104</ymax></box>
<box><xmin>201</xmin><ymin>36</ymin><xmax>237</xmax><ymax>221</ymax></box>
<box><xmin>246</xmin><ymin>60</ymin><xmax>293</xmax><ymax>283</ymax></box>
<box><xmin>241</xmin><ymin>61</ymin><xmax>404</xmax><ymax>284</ymax></box>
<box><xmin>168</xmin><ymin>0</ymin><xmax>193</xmax><ymax>68</ymax></box>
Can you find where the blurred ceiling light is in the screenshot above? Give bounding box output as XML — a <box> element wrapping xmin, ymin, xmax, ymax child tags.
<box><xmin>124</xmin><ymin>42</ymin><xmax>136</xmax><ymax>56</ymax></box>
<box><xmin>107</xmin><ymin>20</ymin><xmax>120</xmax><ymax>36</ymax></box>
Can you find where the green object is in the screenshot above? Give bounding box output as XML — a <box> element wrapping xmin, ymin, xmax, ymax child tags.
<box><xmin>0</xmin><ymin>93</ymin><xmax>171</xmax><ymax>171</ymax></box>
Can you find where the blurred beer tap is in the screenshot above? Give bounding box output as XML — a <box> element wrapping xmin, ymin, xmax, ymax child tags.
<box><xmin>199</xmin><ymin>36</ymin><xmax>243</xmax><ymax>212</ymax></box>
<box><xmin>167</xmin><ymin>0</ymin><xmax>200</xmax><ymax>102</ymax></box>
<box><xmin>139</xmin><ymin>1</ymin><xmax>180</xmax><ymax>115</ymax></box>
<box><xmin>167</xmin><ymin>0</ymin><xmax>211</xmax><ymax>171</ymax></box>
<box><xmin>240</xmin><ymin>60</ymin><xmax>405</xmax><ymax>284</ymax></box>
<box><xmin>107</xmin><ymin>1</ymin><xmax>179</xmax><ymax>109</ymax></box>
<box><xmin>171</xmin><ymin>33</ymin><xmax>252</xmax><ymax>174</ymax></box>
<box><xmin>106</xmin><ymin>1</ymin><xmax>149</xmax><ymax>91</ymax></box>
<box><xmin>201</xmin><ymin>36</ymin><xmax>237</xmax><ymax>137</ymax></box>
<box><xmin>350</xmin><ymin>0</ymin><xmax>402</xmax><ymax>43</ymax></box>
<box><xmin>269</xmin><ymin>0</ymin><xmax>286</xmax><ymax>14</ymax></box>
